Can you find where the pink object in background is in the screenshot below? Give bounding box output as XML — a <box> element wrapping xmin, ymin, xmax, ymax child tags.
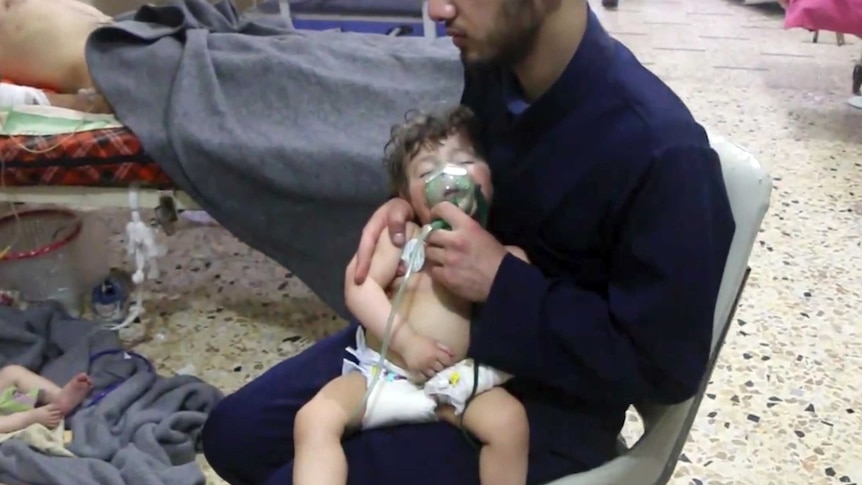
<box><xmin>784</xmin><ymin>0</ymin><xmax>862</xmax><ymax>37</ymax></box>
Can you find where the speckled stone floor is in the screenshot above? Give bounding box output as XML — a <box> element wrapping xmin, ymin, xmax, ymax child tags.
<box><xmin>81</xmin><ymin>0</ymin><xmax>862</xmax><ymax>483</ymax></box>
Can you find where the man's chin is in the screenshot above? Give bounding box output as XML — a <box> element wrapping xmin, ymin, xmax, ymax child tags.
<box><xmin>458</xmin><ymin>49</ymin><xmax>491</xmax><ymax>68</ymax></box>
<box><xmin>460</xmin><ymin>55</ymin><xmax>498</xmax><ymax>72</ymax></box>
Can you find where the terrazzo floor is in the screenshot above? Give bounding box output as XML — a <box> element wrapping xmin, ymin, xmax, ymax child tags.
<box><xmin>81</xmin><ymin>0</ymin><xmax>862</xmax><ymax>483</ymax></box>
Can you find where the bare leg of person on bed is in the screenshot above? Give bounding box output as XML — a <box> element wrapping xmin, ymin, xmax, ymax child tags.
<box><xmin>0</xmin><ymin>0</ymin><xmax>113</xmax><ymax>112</ymax></box>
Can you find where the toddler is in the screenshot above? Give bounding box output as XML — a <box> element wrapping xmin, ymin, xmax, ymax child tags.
<box><xmin>0</xmin><ymin>365</ymin><xmax>94</xmax><ymax>433</ymax></box>
<box><xmin>293</xmin><ymin>105</ymin><xmax>530</xmax><ymax>485</ymax></box>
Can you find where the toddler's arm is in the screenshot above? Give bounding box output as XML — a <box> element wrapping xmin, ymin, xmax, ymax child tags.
<box><xmin>344</xmin><ymin>224</ymin><xmax>418</xmax><ymax>355</ymax></box>
<box><xmin>0</xmin><ymin>411</ymin><xmax>35</xmax><ymax>434</ymax></box>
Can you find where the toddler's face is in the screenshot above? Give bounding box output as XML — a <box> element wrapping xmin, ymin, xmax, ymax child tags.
<box><xmin>404</xmin><ymin>133</ymin><xmax>492</xmax><ymax>225</ymax></box>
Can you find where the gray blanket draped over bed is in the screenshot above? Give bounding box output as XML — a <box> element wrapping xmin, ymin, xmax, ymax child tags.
<box><xmin>86</xmin><ymin>0</ymin><xmax>465</xmax><ymax>318</ymax></box>
<box><xmin>0</xmin><ymin>303</ymin><xmax>223</xmax><ymax>485</ymax></box>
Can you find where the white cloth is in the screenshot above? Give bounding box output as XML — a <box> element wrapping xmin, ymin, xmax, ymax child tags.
<box><xmin>343</xmin><ymin>327</ymin><xmax>437</xmax><ymax>430</ymax></box>
<box><xmin>0</xmin><ymin>84</ymin><xmax>50</xmax><ymax>108</ymax></box>
<box><xmin>343</xmin><ymin>327</ymin><xmax>511</xmax><ymax>429</ymax></box>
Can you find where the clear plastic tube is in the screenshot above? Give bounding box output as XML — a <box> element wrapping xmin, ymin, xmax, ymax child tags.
<box><xmin>347</xmin><ymin>221</ymin><xmax>444</xmax><ymax>422</ymax></box>
<box><xmin>348</xmin><ymin>166</ymin><xmax>478</xmax><ymax>423</ymax></box>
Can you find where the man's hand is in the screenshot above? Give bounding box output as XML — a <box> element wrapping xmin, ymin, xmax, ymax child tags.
<box><xmin>399</xmin><ymin>331</ymin><xmax>455</xmax><ymax>380</ymax></box>
<box><xmin>424</xmin><ymin>202</ymin><xmax>508</xmax><ymax>303</ymax></box>
<box><xmin>354</xmin><ymin>198</ymin><xmax>415</xmax><ymax>285</ymax></box>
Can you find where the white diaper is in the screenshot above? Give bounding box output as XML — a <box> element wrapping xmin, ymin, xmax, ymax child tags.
<box><xmin>342</xmin><ymin>327</ymin><xmax>437</xmax><ymax>430</ymax></box>
<box><xmin>423</xmin><ymin>359</ymin><xmax>511</xmax><ymax>415</ymax></box>
<box><xmin>343</xmin><ymin>327</ymin><xmax>511</xmax><ymax>429</ymax></box>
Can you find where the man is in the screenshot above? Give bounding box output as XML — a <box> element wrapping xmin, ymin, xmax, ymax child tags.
<box><xmin>202</xmin><ymin>0</ymin><xmax>735</xmax><ymax>484</ymax></box>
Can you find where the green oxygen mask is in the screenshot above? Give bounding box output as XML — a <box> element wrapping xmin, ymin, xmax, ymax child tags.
<box><xmin>422</xmin><ymin>165</ymin><xmax>489</xmax><ymax>231</ymax></box>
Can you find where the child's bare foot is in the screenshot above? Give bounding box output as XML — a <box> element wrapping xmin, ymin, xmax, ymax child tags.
<box><xmin>29</xmin><ymin>404</ymin><xmax>63</xmax><ymax>429</ymax></box>
<box><xmin>55</xmin><ymin>373</ymin><xmax>94</xmax><ymax>415</ymax></box>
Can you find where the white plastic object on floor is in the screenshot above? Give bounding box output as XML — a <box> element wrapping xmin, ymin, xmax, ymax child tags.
<box><xmin>546</xmin><ymin>130</ymin><xmax>773</xmax><ymax>485</ymax></box>
<box><xmin>106</xmin><ymin>186</ymin><xmax>166</xmax><ymax>331</ymax></box>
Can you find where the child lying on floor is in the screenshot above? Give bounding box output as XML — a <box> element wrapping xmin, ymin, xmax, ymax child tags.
<box><xmin>0</xmin><ymin>365</ymin><xmax>94</xmax><ymax>433</ymax></box>
<box><xmin>292</xmin><ymin>105</ymin><xmax>530</xmax><ymax>485</ymax></box>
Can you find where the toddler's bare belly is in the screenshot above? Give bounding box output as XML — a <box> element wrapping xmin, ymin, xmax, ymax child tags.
<box><xmin>0</xmin><ymin>0</ymin><xmax>110</xmax><ymax>91</ymax></box>
<box><xmin>365</xmin><ymin>273</ymin><xmax>472</xmax><ymax>375</ymax></box>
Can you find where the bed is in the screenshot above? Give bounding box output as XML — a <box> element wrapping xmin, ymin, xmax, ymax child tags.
<box><xmin>250</xmin><ymin>0</ymin><xmax>445</xmax><ymax>38</ymax></box>
<box><xmin>0</xmin><ymin>105</ymin><xmax>201</xmax><ymax>329</ymax></box>
<box><xmin>1</xmin><ymin>0</ymin><xmax>446</xmax><ymax>226</ymax></box>
<box><xmin>0</xmin><ymin>105</ymin><xmax>199</xmax><ymax>235</ymax></box>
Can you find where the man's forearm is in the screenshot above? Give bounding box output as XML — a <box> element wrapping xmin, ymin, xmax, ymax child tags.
<box><xmin>469</xmin><ymin>254</ymin><xmax>651</xmax><ymax>407</ymax></box>
<box><xmin>471</xmin><ymin>144</ymin><xmax>733</xmax><ymax>407</ymax></box>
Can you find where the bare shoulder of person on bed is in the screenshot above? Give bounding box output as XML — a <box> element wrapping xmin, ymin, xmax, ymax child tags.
<box><xmin>0</xmin><ymin>0</ymin><xmax>111</xmax><ymax>93</ymax></box>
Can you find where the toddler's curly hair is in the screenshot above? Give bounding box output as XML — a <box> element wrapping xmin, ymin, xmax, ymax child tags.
<box><xmin>382</xmin><ymin>105</ymin><xmax>484</xmax><ymax>196</ymax></box>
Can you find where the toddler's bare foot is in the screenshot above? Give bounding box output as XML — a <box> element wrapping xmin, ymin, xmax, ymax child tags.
<box><xmin>29</xmin><ymin>404</ymin><xmax>63</xmax><ymax>429</ymax></box>
<box><xmin>55</xmin><ymin>373</ymin><xmax>94</xmax><ymax>415</ymax></box>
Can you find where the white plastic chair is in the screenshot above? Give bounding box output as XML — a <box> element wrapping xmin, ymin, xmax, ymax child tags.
<box><xmin>548</xmin><ymin>131</ymin><xmax>773</xmax><ymax>485</ymax></box>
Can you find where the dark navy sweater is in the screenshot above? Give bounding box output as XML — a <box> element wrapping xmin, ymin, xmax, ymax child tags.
<box><xmin>463</xmin><ymin>7</ymin><xmax>735</xmax><ymax>470</ymax></box>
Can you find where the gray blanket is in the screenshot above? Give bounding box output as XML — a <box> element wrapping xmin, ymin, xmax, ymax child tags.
<box><xmin>86</xmin><ymin>0</ymin><xmax>465</xmax><ymax>318</ymax></box>
<box><xmin>0</xmin><ymin>304</ymin><xmax>223</xmax><ymax>485</ymax></box>
<box><xmin>256</xmin><ymin>0</ymin><xmax>425</xmax><ymax>16</ymax></box>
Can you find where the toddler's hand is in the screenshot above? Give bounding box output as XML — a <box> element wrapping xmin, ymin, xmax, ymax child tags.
<box><xmin>31</xmin><ymin>404</ymin><xmax>62</xmax><ymax>429</ymax></box>
<box><xmin>401</xmin><ymin>333</ymin><xmax>455</xmax><ymax>380</ymax></box>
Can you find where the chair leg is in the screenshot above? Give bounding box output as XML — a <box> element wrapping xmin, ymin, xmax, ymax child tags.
<box><xmin>853</xmin><ymin>64</ymin><xmax>862</xmax><ymax>96</ymax></box>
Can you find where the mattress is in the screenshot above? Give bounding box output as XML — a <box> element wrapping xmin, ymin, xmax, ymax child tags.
<box><xmin>0</xmin><ymin>110</ymin><xmax>173</xmax><ymax>189</ymax></box>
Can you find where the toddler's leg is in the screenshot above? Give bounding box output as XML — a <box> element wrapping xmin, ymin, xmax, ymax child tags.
<box><xmin>0</xmin><ymin>365</ymin><xmax>57</xmax><ymax>400</ymax></box>
<box><xmin>0</xmin><ymin>366</ymin><xmax>93</xmax><ymax>415</ymax></box>
<box><xmin>0</xmin><ymin>366</ymin><xmax>64</xmax><ymax>431</ymax></box>
<box><xmin>293</xmin><ymin>372</ymin><xmax>368</xmax><ymax>485</ymax></box>
<box><xmin>50</xmin><ymin>373</ymin><xmax>94</xmax><ymax>415</ymax></box>
<box><xmin>438</xmin><ymin>388</ymin><xmax>529</xmax><ymax>485</ymax></box>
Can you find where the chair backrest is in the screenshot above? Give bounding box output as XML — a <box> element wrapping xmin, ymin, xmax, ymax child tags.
<box><xmin>548</xmin><ymin>131</ymin><xmax>773</xmax><ymax>485</ymax></box>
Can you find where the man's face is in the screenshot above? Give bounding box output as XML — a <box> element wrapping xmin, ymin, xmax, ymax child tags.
<box><xmin>428</xmin><ymin>0</ymin><xmax>548</xmax><ymax>67</ymax></box>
